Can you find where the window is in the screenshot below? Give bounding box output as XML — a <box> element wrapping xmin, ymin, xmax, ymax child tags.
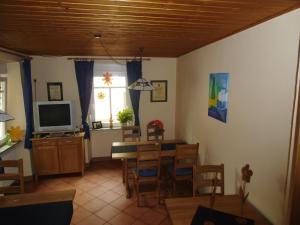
<box><xmin>0</xmin><ymin>77</ymin><xmax>7</xmax><ymax>143</ymax></box>
<box><xmin>92</xmin><ymin>64</ymin><xmax>129</xmax><ymax>126</ymax></box>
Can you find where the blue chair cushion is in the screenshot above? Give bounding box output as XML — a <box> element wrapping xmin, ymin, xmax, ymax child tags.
<box><xmin>168</xmin><ymin>164</ymin><xmax>193</xmax><ymax>176</ymax></box>
<box><xmin>133</xmin><ymin>168</ymin><xmax>157</xmax><ymax>177</ymax></box>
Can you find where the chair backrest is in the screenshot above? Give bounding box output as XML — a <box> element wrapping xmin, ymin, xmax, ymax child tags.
<box><xmin>0</xmin><ymin>159</ymin><xmax>24</xmax><ymax>194</ymax></box>
<box><xmin>136</xmin><ymin>144</ymin><xmax>161</xmax><ymax>178</ymax></box>
<box><xmin>146</xmin><ymin>125</ymin><xmax>164</xmax><ymax>141</ymax></box>
<box><xmin>174</xmin><ymin>143</ymin><xmax>199</xmax><ymax>172</ymax></box>
<box><xmin>193</xmin><ymin>164</ymin><xmax>224</xmax><ymax>196</ymax></box>
<box><xmin>122</xmin><ymin>126</ymin><xmax>141</xmax><ymax>142</ymax></box>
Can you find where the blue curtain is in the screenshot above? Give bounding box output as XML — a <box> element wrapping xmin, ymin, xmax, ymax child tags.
<box><xmin>21</xmin><ymin>59</ymin><xmax>34</xmax><ymax>149</ymax></box>
<box><xmin>74</xmin><ymin>61</ymin><xmax>94</xmax><ymax>139</ymax></box>
<box><xmin>126</xmin><ymin>60</ymin><xmax>141</xmax><ymax>126</ymax></box>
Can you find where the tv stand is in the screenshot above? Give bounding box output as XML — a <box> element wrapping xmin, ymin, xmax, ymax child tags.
<box><xmin>31</xmin><ymin>133</ymin><xmax>84</xmax><ymax>181</ymax></box>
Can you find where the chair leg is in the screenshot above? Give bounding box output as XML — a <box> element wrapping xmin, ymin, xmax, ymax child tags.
<box><xmin>157</xmin><ymin>180</ymin><xmax>161</xmax><ymax>205</ymax></box>
<box><xmin>173</xmin><ymin>180</ymin><xmax>176</xmax><ymax>196</ymax></box>
<box><xmin>137</xmin><ymin>183</ymin><xmax>140</xmax><ymax>207</ymax></box>
<box><xmin>122</xmin><ymin>159</ymin><xmax>125</xmax><ymax>184</ymax></box>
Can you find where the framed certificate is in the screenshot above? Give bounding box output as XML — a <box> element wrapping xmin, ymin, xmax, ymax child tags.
<box><xmin>47</xmin><ymin>82</ymin><xmax>63</xmax><ymax>101</ymax></box>
<box><xmin>150</xmin><ymin>80</ymin><xmax>167</xmax><ymax>102</ymax></box>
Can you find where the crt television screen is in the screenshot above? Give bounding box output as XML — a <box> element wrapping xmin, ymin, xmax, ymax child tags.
<box><xmin>39</xmin><ymin>104</ymin><xmax>71</xmax><ymax>127</ymax></box>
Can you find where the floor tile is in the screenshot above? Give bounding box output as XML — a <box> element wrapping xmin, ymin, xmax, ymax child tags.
<box><xmin>71</xmin><ymin>207</ymin><xmax>92</xmax><ymax>224</ymax></box>
<box><xmin>132</xmin><ymin>220</ymin><xmax>148</xmax><ymax>225</ymax></box>
<box><xmin>123</xmin><ymin>204</ymin><xmax>150</xmax><ymax>219</ymax></box>
<box><xmin>101</xmin><ymin>180</ymin><xmax>120</xmax><ymax>189</ymax></box>
<box><xmin>74</xmin><ymin>180</ymin><xmax>97</xmax><ymax>191</ymax></box>
<box><xmin>140</xmin><ymin>209</ymin><xmax>166</xmax><ymax>225</ymax></box>
<box><xmin>82</xmin><ymin>198</ymin><xmax>108</xmax><ymax>213</ymax></box>
<box><xmin>159</xmin><ymin>217</ymin><xmax>172</xmax><ymax>225</ymax></box>
<box><xmin>88</xmin><ymin>185</ymin><xmax>109</xmax><ymax>197</ymax></box>
<box><xmin>111</xmin><ymin>185</ymin><xmax>126</xmax><ymax>195</ymax></box>
<box><xmin>77</xmin><ymin>214</ymin><xmax>106</xmax><ymax>225</ymax></box>
<box><xmin>109</xmin><ymin>212</ymin><xmax>135</xmax><ymax>225</ymax></box>
<box><xmin>95</xmin><ymin>205</ymin><xmax>121</xmax><ymax>221</ymax></box>
<box><xmin>98</xmin><ymin>190</ymin><xmax>121</xmax><ymax>203</ymax></box>
<box><xmin>74</xmin><ymin>192</ymin><xmax>94</xmax><ymax>205</ymax></box>
<box><xmin>110</xmin><ymin>195</ymin><xmax>134</xmax><ymax>210</ymax></box>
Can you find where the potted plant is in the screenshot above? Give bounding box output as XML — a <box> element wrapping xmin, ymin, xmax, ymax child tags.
<box><xmin>117</xmin><ymin>108</ymin><xmax>133</xmax><ymax>126</ymax></box>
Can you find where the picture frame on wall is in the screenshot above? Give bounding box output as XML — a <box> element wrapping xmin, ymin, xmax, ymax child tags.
<box><xmin>151</xmin><ymin>80</ymin><xmax>168</xmax><ymax>102</ymax></box>
<box><xmin>47</xmin><ymin>82</ymin><xmax>63</xmax><ymax>101</ymax></box>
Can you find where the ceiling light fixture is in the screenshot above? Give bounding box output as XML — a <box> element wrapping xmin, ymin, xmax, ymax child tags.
<box><xmin>93</xmin><ymin>34</ymin><xmax>153</xmax><ymax>91</ymax></box>
<box><xmin>0</xmin><ymin>110</ymin><xmax>14</xmax><ymax>122</ymax></box>
<box><xmin>128</xmin><ymin>48</ymin><xmax>153</xmax><ymax>91</ymax></box>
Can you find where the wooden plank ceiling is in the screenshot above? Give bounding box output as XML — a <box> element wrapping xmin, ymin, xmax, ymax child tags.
<box><xmin>0</xmin><ymin>0</ymin><xmax>299</xmax><ymax>57</ymax></box>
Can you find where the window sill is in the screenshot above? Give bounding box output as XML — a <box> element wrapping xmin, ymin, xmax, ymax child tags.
<box><xmin>0</xmin><ymin>141</ymin><xmax>22</xmax><ymax>155</ymax></box>
<box><xmin>90</xmin><ymin>127</ymin><xmax>122</xmax><ymax>131</ymax></box>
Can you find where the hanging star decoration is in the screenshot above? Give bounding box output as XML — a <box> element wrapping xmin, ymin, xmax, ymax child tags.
<box><xmin>102</xmin><ymin>72</ymin><xmax>112</xmax><ymax>86</ymax></box>
<box><xmin>7</xmin><ymin>126</ymin><xmax>24</xmax><ymax>142</ymax></box>
<box><xmin>97</xmin><ymin>92</ymin><xmax>105</xmax><ymax>100</ymax></box>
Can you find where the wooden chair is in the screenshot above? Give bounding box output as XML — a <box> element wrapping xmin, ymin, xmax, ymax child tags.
<box><xmin>168</xmin><ymin>143</ymin><xmax>199</xmax><ymax>195</ymax></box>
<box><xmin>133</xmin><ymin>144</ymin><xmax>161</xmax><ymax>206</ymax></box>
<box><xmin>193</xmin><ymin>164</ymin><xmax>224</xmax><ymax>197</ymax></box>
<box><xmin>121</xmin><ymin>126</ymin><xmax>141</xmax><ymax>186</ymax></box>
<box><xmin>0</xmin><ymin>159</ymin><xmax>24</xmax><ymax>195</ymax></box>
<box><xmin>122</xmin><ymin>126</ymin><xmax>141</xmax><ymax>142</ymax></box>
<box><xmin>147</xmin><ymin>124</ymin><xmax>164</xmax><ymax>141</ymax></box>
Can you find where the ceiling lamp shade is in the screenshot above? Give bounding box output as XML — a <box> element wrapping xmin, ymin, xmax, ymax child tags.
<box><xmin>128</xmin><ymin>78</ymin><xmax>154</xmax><ymax>91</ymax></box>
<box><xmin>0</xmin><ymin>110</ymin><xmax>14</xmax><ymax>122</ymax></box>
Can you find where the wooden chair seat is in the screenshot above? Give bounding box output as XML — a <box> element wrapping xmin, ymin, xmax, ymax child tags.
<box><xmin>167</xmin><ymin>166</ymin><xmax>193</xmax><ymax>176</ymax></box>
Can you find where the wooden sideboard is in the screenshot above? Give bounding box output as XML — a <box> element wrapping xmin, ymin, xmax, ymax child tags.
<box><xmin>32</xmin><ymin>134</ymin><xmax>84</xmax><ymax>180</ymax></box>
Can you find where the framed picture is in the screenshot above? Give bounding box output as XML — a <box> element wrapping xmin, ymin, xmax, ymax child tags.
<box><xmin>208</xmin><ymin>73</ymin><xmax>229</xmax><ymax>123</ymax></box>
<box><xmin>92</xmin><ymin>121</ymin><xmax>102</xmax><ymax>129</ymax></box>
<box><xmin>47</xmin><ymin>82</ymin><xmax>63</xmax><ymax>101</ymax></box>
<box><xmin>151</xmin><ymin>80</ymin><xmax>167</xmax><ymax>102</ymax></box>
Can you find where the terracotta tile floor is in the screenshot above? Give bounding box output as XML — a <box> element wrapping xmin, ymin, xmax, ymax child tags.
<box><xmin>26</xmin><ymin>160</ymin><xmax>174</xmax><ymax>225</ymax></box>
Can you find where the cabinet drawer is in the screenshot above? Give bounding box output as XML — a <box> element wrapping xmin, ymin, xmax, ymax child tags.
<box><xmin>58</xmin><ymin>138</ymin><xmax>81</xmax><ymax>145</ymax></box>
<box><xmin>34</xmin><ymin>139</ymin><xmax>57</xmax><ymax>146</ymax></box>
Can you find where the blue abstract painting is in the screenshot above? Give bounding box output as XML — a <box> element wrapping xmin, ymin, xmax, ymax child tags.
<box><xmin>208</xmin><ymin>73</ymin><xmax>229</xmax><ymax>123</ymax></box>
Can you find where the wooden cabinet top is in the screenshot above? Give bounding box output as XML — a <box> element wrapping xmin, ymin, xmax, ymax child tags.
<box><xmin>31</xmin><ymin>133</ymin><xmax>84</xmax><ymax>142</ymax></box>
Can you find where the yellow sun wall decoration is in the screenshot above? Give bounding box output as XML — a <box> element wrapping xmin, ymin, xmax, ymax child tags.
<box><xmin>97</xmin><ymin>92</ymin><xmax>105</xmax><ymax>100</ymax></box>
<box><xmin>102</xmin><ymin>72</ymin><xmax>112</xmax><ymax>86</ymax></box>
<box><xmin>7</xmin><ymin>126</ymin><xmax>24</xmax><ymax>142</ymax></box>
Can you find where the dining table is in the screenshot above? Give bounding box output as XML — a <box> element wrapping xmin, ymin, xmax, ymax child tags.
<box><xmin>111</xmin><ymin>139</ymin><xmax>185</xmax><ymax>197</ymax></box>
<box><xmin>165</xmin><ymin>195</ymin><xmax>272</xmax><ymax>225</ymax></box>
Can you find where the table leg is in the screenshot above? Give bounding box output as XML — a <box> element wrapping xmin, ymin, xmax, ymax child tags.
<box><xmin>122</xmin><ymin>159</ymin><xmax>125</xmax><ymax>184</ymax></box>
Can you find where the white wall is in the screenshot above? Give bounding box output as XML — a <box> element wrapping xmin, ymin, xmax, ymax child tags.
<box><xmin>5</xmin><ymin>62</ymin><xmax>33</xmax><ymax>176</ymax></box>
<box><xmin>176</xmin><ymin>9</ymin><xmax>300</xmax><ymax>225</ymax></box>
<box><xmin>31</xmin><ymin>57</ymin><xmax>177</xmax><ymax>157</ymax></box>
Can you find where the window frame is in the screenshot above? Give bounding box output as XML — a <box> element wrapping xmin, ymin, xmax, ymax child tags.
<box><xmin>91</xmin><ymin>64</ymin><xmax>131</xmax><ymax>128</ymax></box>
<box><xmin>0</xmin><ymin>76</ymin><xmax>7</xmax><ymax>145</ymax></box>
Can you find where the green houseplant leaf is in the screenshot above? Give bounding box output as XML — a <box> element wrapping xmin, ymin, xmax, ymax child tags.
<box><xmin>117</xmin><ymin>108</ymin><xmax>133</xmax><ymax>124</ymax></box>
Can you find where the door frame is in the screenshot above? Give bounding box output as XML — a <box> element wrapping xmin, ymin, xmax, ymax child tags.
<box><xmin>285</xmin><ymin>36</ymin><xmax>300</xmax><ymax>225</ymax></box>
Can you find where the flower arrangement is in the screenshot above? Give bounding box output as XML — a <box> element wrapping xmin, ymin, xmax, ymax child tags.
<box><xmin>117</xmin><ymin>108</ymin><xmax>133</xmax><ymax>125</ymax></box>
<box><xmin>239</xmin><ymin>164</ymin><xmax>253</xmax><ymax>215</ymax></box>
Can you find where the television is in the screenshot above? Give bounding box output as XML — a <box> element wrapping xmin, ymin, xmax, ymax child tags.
<box><xmin>34</xmin><ymin>101</ymin><xmax>75</xmax><ymax>132</ymax></box>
